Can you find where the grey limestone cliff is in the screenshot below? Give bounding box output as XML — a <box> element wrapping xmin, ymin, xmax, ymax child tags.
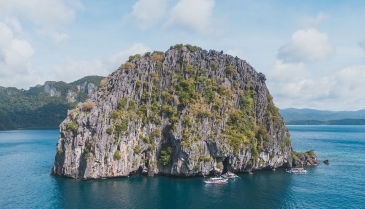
<box><xmin>51</xmin><ymin>45</ymin><xmax>293</xmax><ymax>180</ymax></box>
<box><xmin>44</xmin><ymin>81</ymin><xmax>61</xmax><ymax>97</ymax></box>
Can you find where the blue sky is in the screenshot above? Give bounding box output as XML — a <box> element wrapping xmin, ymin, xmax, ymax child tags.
<box><xmin>0</xmin><ymin>0</ymin><xmax>365</xmax><ymax>111</ymax></box>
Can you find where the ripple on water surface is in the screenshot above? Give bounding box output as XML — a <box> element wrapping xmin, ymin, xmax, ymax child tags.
<box><xmin>0</xmin><ymin>126</ymin><xmax>364</xmax><ymax>208</ymax></box>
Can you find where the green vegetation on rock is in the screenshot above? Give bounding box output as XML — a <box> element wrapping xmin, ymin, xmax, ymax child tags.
<box><xmin>159</xmin><ymin>143</ymin><xmax>173</xmax><ymax>166</ymax></box>
<box><xmin>133</xmin><ymin>146</ymin><xmax>141</xmax><ymax>154</ymax></box>
<box><xmin>114</xmin><ymin>150</ymin><xmax>122</xmax><ymax>160</ymax></box>
<box><xmin>67</xmin><ymin>121</ymin><xmax>78</xmax><ymax>132</ymax></box>
<box><xmin>57</xmin><ymin>148</ymin><xmax>64</xmax><ymax>155</ymax></box>
<box><xmin>83</xmin><ymin>141</ymin><xmax>95</xmax><ymax>160</ymax></box>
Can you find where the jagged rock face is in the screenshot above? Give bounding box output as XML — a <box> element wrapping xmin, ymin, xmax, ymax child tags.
<box><xmin>44</xmin><ymin>81</ymin><xmax>61</xmax><ymax>97</ymax></box>
<box><xmin>66</xmin><ymin>90</ymin><xmax>77</xmax><ymax>103</ymax></box>
<box><xmin>77</xmin><ymin>81</ymin><xmax>97</xmax><ymax>97</ymax></box>
<box><xmin>44</xmin><ymin>81</ymin><xmax>98</xmax><ymax>102</ymax></box>
<box><xmin>51</xmin><ymin>46</ymin><xmax>293</xmax><ymax>180</ymax></box>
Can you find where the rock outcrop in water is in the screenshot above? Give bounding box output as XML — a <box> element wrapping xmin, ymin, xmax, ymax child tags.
<box><xmin>292</xmin><ymin>150</ymin><xmax>319</xmax><ymax>167</ymax></box>
<box><xmin>51</xmin><ymin>44</ymin><xmax>294</xmax><ymax>180</ymax></box>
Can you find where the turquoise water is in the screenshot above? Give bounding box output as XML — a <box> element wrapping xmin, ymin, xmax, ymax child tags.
<box><xmin>0</xmin><ymin>126</ymin><xmax>364</xmax><ymax>208</ymax></box>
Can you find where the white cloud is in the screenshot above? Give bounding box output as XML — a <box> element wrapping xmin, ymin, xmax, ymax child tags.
<box><xmin>277</xmin><ymin>28</ymin><xmax>335</xmax><ymax>63</ymax></box>
<box><xmin>0</xmin><ymin>21</ymin><xmax>40</xmax><ymax>88</ymax></box>
<box><xmin>4</xmin><ymin>16</ymin><xmax>22</xmax><ymax>33</ymax></box>
<box><xmin>128</xmin><ymin>0</ymin><xmax>168</xmax><ymax>30</ymax></box>
<box><xmin>0</xmin><ymin>22</ymin><xmax>34</xmax><ymax>74</ymax></box>
<box><xmin>164</xmin><ymin>0</ymin><xmax>215</xmax><ymax>34</ymax></box>
<box><xmin>0</xmin><ymin>0</ymin><xmax>75</xmax><ymax>27</ymax></box>
<box><xmin>53</xmin><ymin>58</ymin><xmax>105</xmax><ymax>83</ymax></box>
<box><xmin>106</xmin><ymin>43</ymin><xmax>150</xmax><ymax>68</ymax></box>
<box><xmin>0</xmin><ymin>0</ymin><xmax>78</xmax><ymax>43</ymax></box>
<box><xmin>53</xmin><ymin>43</ymin><xmax>151</xmax><ymax>83</ymax></box>
<box><xmin>35</xmin><ymin>29</ymin><xmax>70</xmax><ymax>43</ymax></box>
<box><xmin>266</xmin><ymin>61</ymin><xmax>321</xmax><ymax>100</ymax></box>
<box><xmin>266</xmin><ymin>61</ymin><xmax>365</xmax><ymax>111</ymax></box>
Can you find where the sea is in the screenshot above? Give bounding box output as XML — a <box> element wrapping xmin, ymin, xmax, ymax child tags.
<box><xmin>0</xmin><ymin>125</ymin><xmax>364</xmax><ymax>209</ymax></box>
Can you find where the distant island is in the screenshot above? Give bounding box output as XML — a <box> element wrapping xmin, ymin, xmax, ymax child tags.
<box><xmin>286</xmin><ymin>119</ymin><xmax>365</xmax><ymax>125</ymax></box>
<box><xmin>280</xmin><ymin>108</ymin><xmax>365</xmax><ymax>125</ymax></box>
<box><xmin>0</xmin><ymin>76</ymin><xmax>104</xmax><ymax>130</ymax></box>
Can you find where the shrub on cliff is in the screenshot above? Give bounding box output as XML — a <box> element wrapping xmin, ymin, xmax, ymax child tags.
<box><xmin>122</xmin><ymin>62</ymin><xmax>135</xmax><ymax>69</ymax></box>
<box><xmin>68</xmin><ymin>108</ymin><xmax>80</xmax><ymax>117</ymax></box>
<box><xmin>82</xmin><ymin>101</ymin><xmax>94</xmax><ymax>112</ymax></box>
<box><xmin>193</xmin><ymin>164</ymin><xmax>200</xmax><ymax>170</ymax></box>
<box><xmin>114</xmin><ymin>150</ymin><xmax>122</xmax><ymax>160</ymax></box>
<box><xmin>133</xmin><ymin>146</ymin><xmax>141</xmax><ymax>154</ymax></box>
<box><xmin>185</xmin><ymin>44</ymin><xmax>202</xmax><ymax>52</ymax></box>
<box><xmin>151</xmin><ymin>51</ymin><xmax>164</xmax><ymax>61</ymax></box>
<box><xmin>305</xmin><ymin>150</ymin><xmax>315</xmax><ymax>157</ymax></box>
<box><xmin>255</xmin><ymin>126</ymin><xmax>269</xmax><ymax>141</ymax></box>
<box><xmin>66</xmin><ymin>121</ymin><xmax>78</xmax><ymax>132</ymax></box>
<box><xmin>216</xmin><ymin>162</ymin><xmax>222</xmax><ymax>169</ymax></box>
<box><xmin>225</xmin><ymin>65</ymin><xmax>235</xmax><ymax>76</ymax></box>
<box><xmin>151</xmin><ymin>129</ymin><xmax>161</xmax><ymax>138</ymax></box>
<box><xmin>159</xmin><ymin>144</ymin><xmax>173</xmax><ymax>166</ymax></box>
<box><xmin>199</xmin><ymin>155</ymin><xmax>211</xmax><ymax>162</ymax></box>
<box><xmin>57</xmin><ymin>148</ymin><xmax>64</xmax><ymax>155</ymax></box>
<box><xmin>210</xmin><ymin>61</ymin><xmax>218</xmax><ymax>71</ymax></box>
<box><xmin>182</xmin><ymin>115</ymin><xmax>193</xmax><ymax>127</ymax></box>
<box><xmin>99</xmin><ymin>77</ymin><xmax>109</xmax><ymax>87</ymax></box>
<box><xmin>267</xmin><ymin>103</ymin><xmax>279</xmax><ymax>117</ymax></box>
<box><xmin>106</xmin><ymin>128</ymin><xmax>113</xmax><ymax>135</ymax></box>
<box><xmin>118</xmin><ymin>98</ymin><xmax>128</xmax><ymax>110</ymax></box>
<box><xmin>128</xmin><ymin>54</ymin><xmax>141</xmax><ymax>62</ymax></box>
<box><xmin>128</xmin><ymin>99</ymin><xmax>136</xmax><ymax>111</ymax></box>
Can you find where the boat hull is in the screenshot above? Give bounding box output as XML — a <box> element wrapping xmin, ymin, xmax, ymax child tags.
<box><xmin>204</xmin><ymin>178</ymin><xmax>228</xmax><ymax>184</ymax></box>
<box><xmin>286</xmin><ymin>168</ymin><xmax>308</xmax><ymax>174</ymax></box>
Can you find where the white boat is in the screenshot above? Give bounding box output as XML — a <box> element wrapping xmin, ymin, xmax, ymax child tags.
<box><xmin>221</xmin><ymin>172</ymin><xmax>240</xmax><ymax>179</ymax></box>
<box><xmin>204</xmin><ymin>177</ymin><xmax>228</xmax><ymax>184</ymax></box>
<box><xmin>286</xmin><ymin>167</ymin><xmax>307</xmax><ymax>174</ymax></box>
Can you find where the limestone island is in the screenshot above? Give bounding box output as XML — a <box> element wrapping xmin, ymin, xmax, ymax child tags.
<box><xmin>51</xmin><ymin>44</ymin><xmax>318</xmax><ymax>180</ymax></box>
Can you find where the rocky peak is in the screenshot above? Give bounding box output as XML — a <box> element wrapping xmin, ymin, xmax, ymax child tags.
<box><xmin>51</xmin><ymin>44</ymin><xmax>293</xmax><ymax>180</ymax></box>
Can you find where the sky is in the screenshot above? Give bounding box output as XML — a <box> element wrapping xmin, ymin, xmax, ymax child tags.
<box><xmin>0</xmin><ymin>0</ymin><xmax>365</xmax><ymax>111</ymax></box>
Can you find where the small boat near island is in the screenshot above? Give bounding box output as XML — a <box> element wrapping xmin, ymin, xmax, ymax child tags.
<box><xmin>221</xmin><ymin>172</ymin><xmax>240</xmax><ymax>179</ymax></box>
<box><xmin>286</xmin><ymin>167</ymin><xmax>307</xmax><ymax>174</ymax></box>
<box><xmin>204</xmin><ymin>177</ymin><xmax>228</xmax><ymax>184</ymax></box>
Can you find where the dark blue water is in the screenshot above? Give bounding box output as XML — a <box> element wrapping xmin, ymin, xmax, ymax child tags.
<box><xmin>0</xmin><ymin>126</ymin><xmax>364</xmax><ymax>208</ymax></box>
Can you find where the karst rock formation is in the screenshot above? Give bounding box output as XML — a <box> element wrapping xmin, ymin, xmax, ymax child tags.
<box><xmin>51</xmin><ymin>45</ymin><xmax>293</xmax><ymax>180</ymax></box>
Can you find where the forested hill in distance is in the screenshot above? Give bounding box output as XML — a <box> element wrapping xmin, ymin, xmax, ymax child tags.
<box><xmin>2</xmin><ymin>79</ymin><xmax>364</xmax><ymax>129</ymax></box>
<box><xmin>280</xmin><ymin>108</ymin><xmax>365</xmax><ymax>125</ymax></box>
<box><xmin>0</xmin><ymin>76</ymin><xmax>104</xmax><ymax>130</ymax></box>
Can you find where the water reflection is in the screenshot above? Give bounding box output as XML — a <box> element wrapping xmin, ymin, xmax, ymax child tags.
<box><xmin>53</xmin><ymin>171</ymin><xmax>293</xmax><ymax>209</ymax></box>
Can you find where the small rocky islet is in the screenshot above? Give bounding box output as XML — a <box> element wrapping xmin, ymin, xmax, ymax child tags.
<box><xmin>51</xmin><ymin>44</ymin><xmax>317</xmax><ymax>180</ymax></box>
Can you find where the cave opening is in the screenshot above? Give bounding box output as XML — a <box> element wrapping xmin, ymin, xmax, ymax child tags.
<box><xmin>137</xmin><ymin>166</ymin><xmax>143</xmax><ymax>174</ymax></box>
<box><xmin>223</xmin><ymin>157</ymin><xmax>229</xmax><ymax>174</ymax></box>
